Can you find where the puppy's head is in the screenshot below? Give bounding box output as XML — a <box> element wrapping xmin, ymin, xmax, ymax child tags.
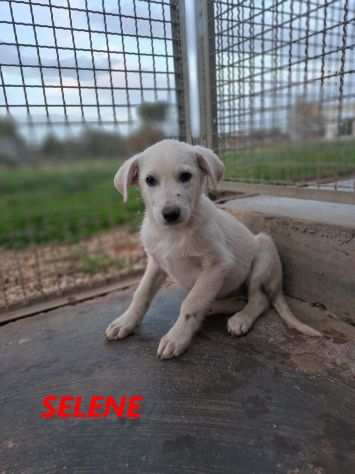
<box><xmin>114</xmin><ymin>139</ymin><xmax>224</xmax><ymax>227</ymax></box>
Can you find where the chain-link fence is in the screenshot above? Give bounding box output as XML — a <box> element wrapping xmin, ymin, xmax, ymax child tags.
<box><xmin>0</xmin><ymin>0</ymin><xmax>189</xmax><ymax>313</ymax></box>
<box><xmin>0</xmin><ymin>0</ymin><xmax>190</xmax><ymax>138</ymax></box>
<box><xmin>1</xmin><ymin>0</ymin><xmax>355</xmax><ymax>314</ymax></box>
<box><xmin>197</xmin><ymin>0</ymin><xmax>355</xmax><ymax>190</ymax></box>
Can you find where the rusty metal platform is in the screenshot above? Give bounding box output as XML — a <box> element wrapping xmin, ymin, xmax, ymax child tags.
<box><xmin>1</xmin><ymin>287</ymin><xmax>355</xmax><ymax>474</ymax></box>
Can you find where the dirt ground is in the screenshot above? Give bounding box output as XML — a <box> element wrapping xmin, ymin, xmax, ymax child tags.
<box><xmin>0</xmin><ymin>228</ymin><xmax>145</xmax><ymax>311</ymax></box>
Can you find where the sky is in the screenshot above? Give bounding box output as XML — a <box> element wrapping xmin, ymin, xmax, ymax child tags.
<box><xmin>0</xmin><ymin>0</ymin><xmax>192</xmax><ymax>142</ymax></box>
<box><xmin>0</xmin><ymin>0</ymin><xmax>354</xmax><ymax>143</ymax></box>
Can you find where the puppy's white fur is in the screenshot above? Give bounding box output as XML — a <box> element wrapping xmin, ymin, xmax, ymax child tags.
<box><xmin>106</xmin><ymin>139</ymin><xmax>321</xmax><ymax>359</ymax></box>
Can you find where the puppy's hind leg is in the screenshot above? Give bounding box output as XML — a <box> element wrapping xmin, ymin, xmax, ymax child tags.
<box><xmin>228</xmin><ymin>232</ymin><xmax>322</xmax><ymax>337</ymax></box>
<box><xmin>227</xmin><ymin>291</ymin><xmax>269</xmax><ymax>336</ymax></box>
<box><xmin>227</xmin><ymin>233</ymin><xmax>272</xmax><ymax>336</ymax></box>
<box><xmin>253</xmin><ymin>233</ymin><xmax>321</xmax><ymax>337</ymax></box>
<box><xmin>207</xmin><ymin>296</ymin><xmax>245</xmax><ymax>316</ymax></box>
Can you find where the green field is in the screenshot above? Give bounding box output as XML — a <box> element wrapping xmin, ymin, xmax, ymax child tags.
<box><xmin>0</xmin><ymin>160</ymin><xmax>144</xmax><ymax>247</ymax></box>
<box><xmin>224</xmin><ymin>140</ymin><xmax>355</xmax><ymax>182</ymax></box>
<box><xmin>1</xmin><ymin>140</ymin><xmax>354</xmax><ymax>248</ymax></box>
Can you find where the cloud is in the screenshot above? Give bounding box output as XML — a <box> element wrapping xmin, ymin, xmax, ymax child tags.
<box><xmin>0</xmin><ymin>0</ymin><xmax>181</xmax><ymax>139</ymax></box>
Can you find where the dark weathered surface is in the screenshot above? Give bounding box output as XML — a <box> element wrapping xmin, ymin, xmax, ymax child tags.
<box><xmin>1</xmin><ymin>287</ymin><xmax>355</xmax><ymax>474</ymax></box>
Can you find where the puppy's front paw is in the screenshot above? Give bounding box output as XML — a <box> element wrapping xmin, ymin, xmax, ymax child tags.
<box><xmin>227</xmin><ymin>312</ymin><xmax>254</xmax><ymax>336</ymax></box>
<box><xmin>157</xmin><ymin>330</ymin><xmax>192</xmax><ymax>360</ymax></box>
<box><xmin>105</xmin><ymin>315</ymin><xmax>136</xmax><ymax>341</ymax></box>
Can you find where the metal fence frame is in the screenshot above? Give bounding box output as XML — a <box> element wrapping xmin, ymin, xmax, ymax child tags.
<box><xmin>195</xmin><ymin>0</ymin><xmax>217</xmax><ymax>150</ymax></box>
<box><xmin>196</xmin><ymin>0</ymin><xmax>355</xmax><ymax>190</ymax></box>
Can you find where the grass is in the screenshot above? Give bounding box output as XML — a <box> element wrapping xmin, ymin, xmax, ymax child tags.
<box><xmin>76</xmin><ymin>253</ymin><xmax>127</xmax><ymax>275</ymax></box>
<box><xmin>1</xmin><ymin>139</ymin><xmax>354</xmax><ymax>249</ymax></box>
<box><xmin>223</xmin><ymin>140</ymin><xmax>355</xmax><ymax>183</ymax></box>
<box><xmin>0</xmin><ymin>159</ymin><xmax>144</xmax><ymax>248</ymax></box>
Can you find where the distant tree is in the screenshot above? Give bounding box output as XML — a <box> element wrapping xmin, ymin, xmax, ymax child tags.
<box><xmin>127</xmin><ymin>127</ymin><xmax>165</xmax><ymax>154</ymax></box>
<box><xmin>39</xmin><ymin>128</ymin><xmax>127</xmax><ymax>160</ymax></box>
<box><xmin>0</xmin><ymin>117</ymin><xmax>28</xmax><ymax>165</ymax></box>
<box><xmin>137</xmin><ymin>101</ymin><xmax>169</xmax><ymax>128</ymax></box>
<box><xmin>0</xmin><ymin>117</ymin><xmax>18</xmax><ymax>138</ymax></box>
<box><xmin>41</xmin><ymin>134</ymin><xmax>64</xmax><ymax>157</ymax></box>
<box><xmin>126</xmin><ymin>101</ymin><xmax>169</xmax><ymax>153</ymax></box>
<box><xmin>78</xmin><ymin>128</ymin><xmax>127</xmax><ymax>158</ymax></box>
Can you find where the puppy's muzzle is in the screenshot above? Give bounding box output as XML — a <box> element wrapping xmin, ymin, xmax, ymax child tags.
<box><xmin>162</xmin><ymin>206</ymin><xmax>181</xmax><ymax>224</ymax></box>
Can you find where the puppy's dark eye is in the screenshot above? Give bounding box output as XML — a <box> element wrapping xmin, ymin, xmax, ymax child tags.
<box><xmin>145</xmin><ymin>175</ymin><xmax>158</xmax><ymax>187</ymax></box>
<box><xmin>179</xmin><ymin>171</ymin><xmax>192</xmax><ymax>183</ymax></box>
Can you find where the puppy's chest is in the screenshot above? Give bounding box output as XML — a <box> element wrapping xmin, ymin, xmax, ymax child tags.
<box><xmin>163</xmin><ymin>255</ymin><xmax>202</xmax><ymax>289</ymax></box>
<box><xmin>144</xmin><ymin>233</ymin><xmax>203</xmax><ymax>288</ymax></box>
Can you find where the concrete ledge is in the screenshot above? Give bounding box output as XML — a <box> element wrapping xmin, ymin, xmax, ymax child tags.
<box><xmin>223</xmin><ymin>196</ymin><xmax>355</xmax><ymax>324</ymax></box>
<box><xmin>221</xmin><ymin>180</ymin><xmax>355</xmax><ymax>205</ymax></box>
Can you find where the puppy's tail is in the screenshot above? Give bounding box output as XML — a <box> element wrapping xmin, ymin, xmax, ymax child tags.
<box><xmin>272</xmin><ymin>293</ymin><xmax>322</xmax><ymax>337</ymax></box>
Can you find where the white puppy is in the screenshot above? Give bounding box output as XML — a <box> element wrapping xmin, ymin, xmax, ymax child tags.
<box><xmin>106</xmin><ymin>139</ymin><xmax>321</xmax><ymax>359</ymax></box>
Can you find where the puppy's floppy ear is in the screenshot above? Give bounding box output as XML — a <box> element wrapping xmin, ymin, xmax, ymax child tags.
<box><xmin>113</xmin><ymin>154</ymin><xmax>140</xmax><ymax>202</ymax></box>
<box><xmin>194</xmin><ymin>145</ymin><xmax>224</xmax><ymax>189</ymax></box>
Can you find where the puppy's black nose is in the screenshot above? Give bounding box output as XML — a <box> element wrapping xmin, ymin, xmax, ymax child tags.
<box><xmin>162</xmin><ymin>206</ymin><xmax>181</xmax><ymax>224</ymax></box>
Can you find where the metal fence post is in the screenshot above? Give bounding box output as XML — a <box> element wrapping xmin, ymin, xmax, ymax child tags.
<box><xmin>195</xmin><ymin>0</ymin><xmax>217</xmax><ymax>150</ymax></box>
<box><xmin>171</xmin><ymin>0</ymin><xmax>192</xmax><ymax>143</ymax></box>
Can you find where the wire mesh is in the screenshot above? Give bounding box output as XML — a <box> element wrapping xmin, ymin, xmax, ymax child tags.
<box><xmin>0</xmin><ymin>0</ymin><xmax>187</xmax><ymax>312</ymax></box>
<box><xmin>211</xmin><ymin>0</ymin><xmax>355</xmax><ymax>189</ymax></box>
<box><xmin>1</xmin><ymin>0</ymin><xmax>355</xmax><ymax>313</ymax></box>
<box><xmin>0</xmin><ymin>0</ymin><xmax>187</xmax><ymax>138</ymax></box>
